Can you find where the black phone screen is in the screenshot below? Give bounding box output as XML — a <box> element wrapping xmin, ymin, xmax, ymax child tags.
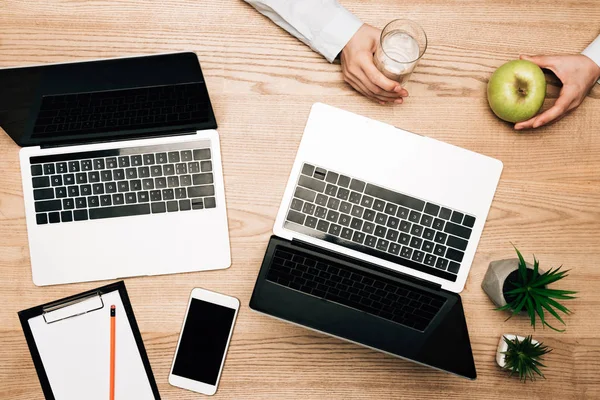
<box><xmin>172</xmin><ymin>298</ymin><xmax>236</xmax><ymax>385</ymax></box>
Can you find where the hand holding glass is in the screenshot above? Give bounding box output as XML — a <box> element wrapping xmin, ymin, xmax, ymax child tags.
<box><xmin>374</xmin><ymin>19</ymin><xmax>427</xmax><ymax>86</ymax></box>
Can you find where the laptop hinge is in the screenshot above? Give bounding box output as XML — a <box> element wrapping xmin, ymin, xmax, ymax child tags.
<box><xmin>290</xmin><ymin>238</ymin><xmax>443</xmax><ymax>291</ymax></box>
<box><xmin>39</xmin><ymin>129</ymin><xmax>197</xmax><ymax>149</ymax></box>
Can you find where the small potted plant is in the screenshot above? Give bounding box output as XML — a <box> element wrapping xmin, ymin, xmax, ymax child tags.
<box><xmin>482</xmin><ymin>246</ymin><xmax>576</xmax><ymax>331</ymax></box>
<box><xmin>496</xmin><ymin>334</ymin><xmax>551</xmax><ymax>382</ymax></box>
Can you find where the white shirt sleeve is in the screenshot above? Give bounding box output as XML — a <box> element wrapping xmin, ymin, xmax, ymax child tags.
<box><xmin>244</xmin><ymin>0</ymin><xmax>363</xmax><ymax>63</ymax></box>
<box><xmin>582</xmin><ymin>34</ymin><xmax>600</xmax><ymax>83</ymax></box>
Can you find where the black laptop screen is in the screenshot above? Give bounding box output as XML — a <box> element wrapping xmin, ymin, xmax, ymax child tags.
<box><xmin>0</xmin><ymin>53</ymin><xmax>217</xmax><ymax>147</ymax></box>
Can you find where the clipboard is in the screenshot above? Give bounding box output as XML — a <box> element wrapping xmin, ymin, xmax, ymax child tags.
<box><xmin>18</xmin><ymin>281</ymin><xmax>161</xmax><ymax>400</ymax></box>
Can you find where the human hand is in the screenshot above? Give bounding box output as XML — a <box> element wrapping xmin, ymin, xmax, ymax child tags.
<box><xmin>340</xmin><ymin>24</ymin><xmax>408</xmax><ymax>105</ymax></box>
<box><xmin>514</xmin><ymin>54</ymin><xmax>600</xmax><ymax>130</ymax></box>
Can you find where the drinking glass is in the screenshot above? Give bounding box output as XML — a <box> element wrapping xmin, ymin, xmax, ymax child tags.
<box><xmin>374</xmin><ymin>19</ymin><xmax>427</xmax><ymax>86</ymax></box>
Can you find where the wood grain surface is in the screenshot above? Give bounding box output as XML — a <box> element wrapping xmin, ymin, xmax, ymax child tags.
<box><xmin>1</xmin><ymin>0</ymin><xmax>599</xmax><ymax>399</ymax></box>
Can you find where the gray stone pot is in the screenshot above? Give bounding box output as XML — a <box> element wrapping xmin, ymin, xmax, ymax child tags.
<box><xmin>481</xmin><ymin>258</ymin><xmax>535</xmax><ymax>308</ymax></box>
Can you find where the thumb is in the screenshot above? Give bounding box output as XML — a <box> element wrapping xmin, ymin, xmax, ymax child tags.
<box><xmin>519</xmin><ymin>54</ymin><xmax>556</xmax><ymax>70</ymax></box>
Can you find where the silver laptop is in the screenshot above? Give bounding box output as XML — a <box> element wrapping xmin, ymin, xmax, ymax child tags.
<box><xmin>0</xmin><ymin>53</ymin><xmax>231</xmax><ymax>285</ymax></box>
<box><xmin>274</xmin><ymin>103</ymin><xmax>503</xmax><ymax>293</ymax></box>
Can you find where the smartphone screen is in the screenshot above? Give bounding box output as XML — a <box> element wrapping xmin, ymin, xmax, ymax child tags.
<box><xmin>172</xmin><ymin>298</ymin><xmax>236</xmax><ymax>385</ymax></box>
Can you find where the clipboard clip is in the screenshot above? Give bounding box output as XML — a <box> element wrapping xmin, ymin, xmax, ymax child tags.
<box><xmin>42</xmin><ymin>291</ymin><xmax>105</xmax><ymax>324</ymax></box>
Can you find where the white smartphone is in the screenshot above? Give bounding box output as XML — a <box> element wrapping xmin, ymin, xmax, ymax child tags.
<box><xmin>169</xmin><ymin>288</ymin><xmax>240</xmax><ymax>396</ymax></box>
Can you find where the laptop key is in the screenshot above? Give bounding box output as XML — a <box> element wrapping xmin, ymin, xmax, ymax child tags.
<box><xmin>398</xmin><ymin>233</ymin><xmax>410</xmax><ymax>245</ymax></box>
<box><xmin>137</xmin><ymin>191</ymin><xmax>149</xmax><ymax>203</ymax></box>
<box><xmin>444</xmin><ymin>221</ymin><xmax>472</xmax><ymax>240</ymax></box>
<box><xmin>34</xmin><ymin>188</ymin><xmax>54</xmax><ymax>200</ymax></box>
<box><xmin>298</xmin><ymin>175</ymin><xmax>326</xmax><ymax>193</ymax></box>
<box><xmin>32</xmin><ymin>176</ymin><xmax>50</xmax><ymax>188</ymax></box>
<box><xmin>179</xmin><ymin>199</ymin><xmax>191</xmax><ymax>211</ymax></box>
<box><xmin>88</xmin><ymin>171</ymin><xmax>100</xmax><ymax>183</ymax></box>
<box><xmin>188</xmin><ymin>185</ymin><xmax>215</xmax><ymax>198</ymax></box>
<box><xmin>193</xmin><ymin>148</ymin><xmax>211</xmax><ymax>160</ymax></box>
<box><xmin>325</xmin><ymin>184</ymin><xmax>337</xmax><ymax>196</ymax></box>
<box><xmin>34</xmin><ymin>200</ymin><xmax>62</xmax><ymax>213</ymax></box>
<box><xmin>31</xmin><ymin>165</ymin><xmax>43</xmax><ymax>176</ymax></box>
<box><xmin>175</xmin><ymin>188</ymin><xmax>187</xmax><ymax>199</ymax></box>
<box><xmin>191</xmin><ymin>198</ymin><xmax>204</xmax><ymax>210</ymax></box>
<box><xmin>434</xmin><ymin>231</ymin><xmax>447</xmax><ymax>244</ymax></box>
<box><xmin>295</xmin><ymin>186</ymin><xmax>316</xmax><ymax>202</ymax></box>
<box><xmin>434</xmin><ymin>244</ymin><xmax>446</xmax><ymax>256</ymax></box>
<box><xmin>181</xmin><ymin>150</ymin><xmax>193</xmax><ymax>162</ymax></box>
<box><xmin>48</xmin><ymin>212</ymin><xmax>60</xmax><ymax>224</ymax></box>
<box><xmin>448</xmin><ymin>261</ymin><xmax>461</xmax><ymax>274</ymax></box>
<box><xmin>125</xmin><ymin>192</ymin><xmax>137</xmax><ymax>204</ymax></box>
<box><xmin>350</xmin><ymin>217</ymin><xmax>363</xmax><ymax>230</ymax></box>
<box><xmin>400</xmin><ymin>246</ymin><xmax>413</xmax><ymax>258</ymax></box>
<box><xmin>410</xmin><ymin>237</ymin><xmax>423</xmax><ymax>249</ymax></box>
<box><xmin>167</xmin><ymin>201</ymin><xmax>178</xmax><ymax>212</ymax></box>
<box><xmin>316</xmin><ymin>220</ymin><xmax>329</xmax><ymax>232</ymax></box>
<box><xmin>447</xmin><ymin>235</ymin><xmax>468</xmax><ymax>251</ymax></box>
<box><xmin>43</xmin><ymin>163</ymin><xmax>55</xmax><ymax>175</ymax></box>
<box><xmin>156</xmin><ymin>153</ymin><xmax>168</xmax><ymax>164</ymax></box>
<box><xmin>89</xmin><ymin>204</ymin><xmax>151</xmax><ymax>219</ymax></box>
<box><xmin>302</xmin><ymin>203</ymin><xmax>315</xmax><ymax>215</ymax></box>
<box><xmin>305</xmin><ymin>216</ymin><xmax>318</xmax><ymax>228</ymax></box>
<box><xmin>424</xmin><ymin>254</ymin><xmax>437</xmax><ymax>267</ymax></box>
<box><xmin>143</xmin><ymin>154</ymin><xmax>155</xmax><ymax>165</ymax></box>
<box><xmin>412</xmin><ymin>250</ymin><xmax>425</xmax><ymax>263</ymax></box>
<box><xmin>328</xmin><ymin>224</ymin><xmax>341</xmax><ymax>236</ymax></box>
<box><xmin>287</xmin><ymin>210</ymin><xmax>305</xmax><ymax>225</ymax></box>
<box><xmin>341</xmin><ymin>227</ymin><xmax>353</xmax><ymax>240</ymax></box>
<box><xmin>352</xmin><ymin>231</ymin><xmax>365</xmax><ymax>244</ymax></box>
<box><xmin>439</xmin><ymin>207</ymin><xmax>452</xmax><ymax>220</ymax></box>
<box><xmin>338</xmin><ymin>214</ymin><xmax>351</xmax><ymax>227</ymax></box>
<box><xmin>463</xmin><ymin>215</ymin><xmax>476</xmax><ymax>228</ymax></box>
<box><xmin>364</xmin><ymin>235</ymin><xmax>377</xmax><ymax>248</ymax></box>
<box><xmin>131</xmin><ymin>155</ymin><xmax>143</xmax><ymax>166</ymax></box>
<box><xmin>73</xmin><ymin>209</ymin><xmax>88</xmax><ymax>221</ymax></box>
<box><xmin>445</xmin><ymin>248</ymin><xmax>464</xmax><ymax>263</ymax></box>
<box><xmin>314</xmin><ymin>206</ymin><xmax>327</xmax><ymax>219</ymax></box>
<box><xmin>435</xmin><ymin>258</ymin><xmax>449</xmax><ymax>270</ymax></box>
<box><xmin>376</xmin><ymin>238</ymin><xmax>389</xmax><ymax>251</ymax></box>
<box><xmin>336</xmin><ymin>187</ymin><xmax>350</xmax><ymax>200</ymax></box>
<box><xmin>75</xmin><ymin>197</ymin><xmax>87</xmax><ymax>208</ymax></box>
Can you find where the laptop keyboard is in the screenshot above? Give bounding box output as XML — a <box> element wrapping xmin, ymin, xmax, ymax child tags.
<box><xmin>266</xmin><ymin>247</ymin><xmax>446</xmax><ymax>331</ymax></box>
<box><xmin>29</xmin><ymin>141</ymin><xmax>216</xmax><ymax>225</ymax></box>
<box><xmin>284</xmin><ymin>164</ymin><xmax>477</xmax><ymax>282</ymax></box>
<box><xmin>32</xmin><ymin>83</ymin><xmax>212</xmax><ymax>138</ymax></box>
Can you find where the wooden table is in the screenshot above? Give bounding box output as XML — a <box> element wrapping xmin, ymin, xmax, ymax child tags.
<box><xmin>1</xmin><ymin>1</ymin><xmax>599</xmax><ymax>398</ymax></box>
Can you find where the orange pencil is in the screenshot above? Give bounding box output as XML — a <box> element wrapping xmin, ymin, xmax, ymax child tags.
<box><xmin>110</xmin><ymin>305</ymin><xmax>116</xmax><ymax>400</ymax></box>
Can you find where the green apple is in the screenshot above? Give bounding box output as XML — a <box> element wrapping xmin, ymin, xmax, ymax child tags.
<box><xmin>487</xmin><ymin>60</ymin><xmax>546</xmax><ymax>123</ymax></box>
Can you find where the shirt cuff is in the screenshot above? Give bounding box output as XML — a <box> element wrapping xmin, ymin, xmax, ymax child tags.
<box><xmin>582</xmin><ymin>35</ymin><xmax>600</xmax><ymax>83</ymax></box>
<box><xmin>316</xmin><ymin>6</ymin><xmax>363</xmax><ymax>63</ymax></box>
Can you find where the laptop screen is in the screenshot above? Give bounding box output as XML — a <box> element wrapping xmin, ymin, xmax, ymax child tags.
<box><xmin>0</xmin><ymin>52</ymin><xmax>217</xmax><ymax>147</ymax></box>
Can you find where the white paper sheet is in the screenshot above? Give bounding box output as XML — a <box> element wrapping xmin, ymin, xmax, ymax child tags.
<box><xmin>28</xmin><ymin>290</ymin><xmax>156</xmax><ymax>400</ymax></box>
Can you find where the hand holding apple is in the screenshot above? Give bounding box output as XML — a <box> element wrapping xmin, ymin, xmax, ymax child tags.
<box><xmin>487</xmin><ymin>59</ymin><xmax>547</xmax><ymax>124</ymax></box>
<box><xmin>514</xmin><ymin>54</ymin><xmax>600</xmax><ymax>130</ymax></box>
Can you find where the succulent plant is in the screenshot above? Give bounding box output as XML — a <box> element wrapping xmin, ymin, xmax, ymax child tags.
<box><xmin>502</xmin><ymin>335</ymin><xmax>551</xmax><ymax>382</ymax></box>
<box><xmin>497</xmin><ymin>247</ymin><xmax>576</xmax><ymax>332</ymax></box>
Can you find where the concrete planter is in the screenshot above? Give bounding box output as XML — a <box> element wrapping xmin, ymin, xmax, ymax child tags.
<box><xmin>481</xmin><ymin>258</ymin><xmax>535</xmax><ymax>308</ymax></box>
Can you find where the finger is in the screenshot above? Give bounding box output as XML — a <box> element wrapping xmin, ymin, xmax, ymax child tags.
<box><xmin>361</xmin><ymin>64</ymin><xmax>409</xmax><ymax>97</ymax></box>
<box><xmin>344</xmin><ymin>72</ymin><xmax>389</xmax><ymax>104</ymax></box>
<box><xmin>346</xmin><ymin>70</ymin><xmax>398</xmax><ymax>103</ymax></box>
<box><xmin>354</xmin><ymin>68</ymin><xmax>403</xmax><ymax>100</ymax></box>
<box><xmin>362</xmin><ymin>61</ymin><xmax>403</xmax><ymax>93</ymax></box>
<box><xmin>519</xmin><ymin>54</ymin><xmax>556</xmax><ymax>70</ymax></box>
<box><xmin>514</xmin><ymin>88</ymin><xmax>576</xmax><ymax>129</ymax></box>
<box><xmin>351</xmin><ymin>76</ymin><xmax>392</xmax><ymax>104</ymax></box>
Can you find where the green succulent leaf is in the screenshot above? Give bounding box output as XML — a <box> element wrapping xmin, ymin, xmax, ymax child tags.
<box><xmin>495</xmin><ymin>246</ymin><xmax>576</xmax><ymax>330</ymax></box>
<box><xmin>502</xmin><ymin>335</ymin><xmax>551</xmax><ymax>382</ymax></box>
